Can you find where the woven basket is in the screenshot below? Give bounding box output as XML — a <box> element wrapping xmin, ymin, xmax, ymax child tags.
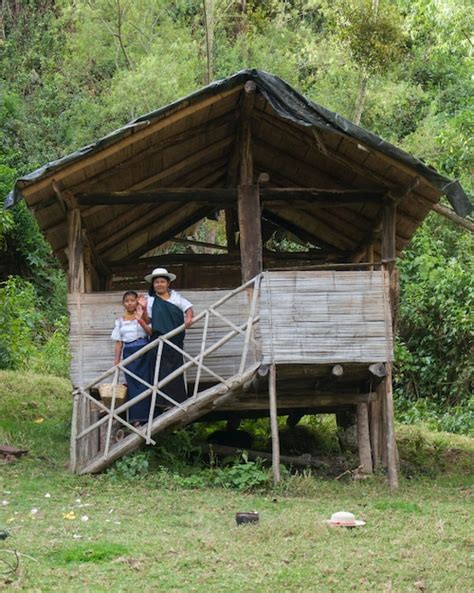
<box><xmin>98</xmin><ymin>383</ymin><xmax>127</xmax><ymax>407</ymax></box>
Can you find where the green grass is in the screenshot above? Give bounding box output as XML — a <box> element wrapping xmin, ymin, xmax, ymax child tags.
<box><xmin>1</xmin><ymin>371</ymin><xmax>473</xmax><ymax>592</ymax></box>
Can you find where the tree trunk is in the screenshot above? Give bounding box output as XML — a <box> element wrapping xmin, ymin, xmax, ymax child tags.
<box><xmin>203</xmin><ymin>0</ymin><xmax>214</xmax><ymax>84</ymax></box>
<box><xmin>353</xmin><ymin>73</ymin><xmax>369</xmax><ymax>126</ymax></box>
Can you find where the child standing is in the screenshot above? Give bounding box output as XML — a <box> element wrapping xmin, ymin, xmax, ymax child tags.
<box><xmin>111</xmin><ymin>291</ymin><xmax>152</xmax><ymax>426</ymax></box>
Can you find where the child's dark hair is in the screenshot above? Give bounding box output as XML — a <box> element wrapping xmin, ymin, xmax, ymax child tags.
<box><xmin>122</xmin><ymin>290</ymin><xmax>138</xmax><ymax>303</ymax></box>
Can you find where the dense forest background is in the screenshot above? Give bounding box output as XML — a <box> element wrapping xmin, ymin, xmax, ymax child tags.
<box><xmin>0</xmin><ymin>0</ymin><xmax>472</xmax><ymax>433</ymax></box>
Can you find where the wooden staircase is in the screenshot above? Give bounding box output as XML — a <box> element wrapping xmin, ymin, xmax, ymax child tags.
<box><xmin>70</xmin><ymin>275</ymin><xmax>262</xmax><ymax>474</ymax></box>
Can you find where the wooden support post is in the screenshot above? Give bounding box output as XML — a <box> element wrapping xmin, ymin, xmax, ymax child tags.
<box><xmin>382</xmin><ymin>196</ymin><xmax>399</xmax><ymax>489</ymax></box>
<box><xmin>67</xmin><ymin>207</ymin><xmax>85</xmax><ymax>293</ymax></box>
<box><xmin>356</xmin><ymin>402</ymin><xmax>373</xmax><ymax>474</ymax></box>
<box><xmin>225</xmin><ymin>208</ymin><xmax>237</xmax><ymax>251</ymax></box>
<box><xmin>238</xmin><ymin>185</ymin><xmax>263</xmax><ymax>282</ymax></box>
<box><xmin>369</xmin><ymin>397</ymin><xmax>382</xmax><ymax>471</ymax></box>
<box><xmin>238</xmin><ymin>80</ymin><xmax>263</xmax><ymax>283</ymax></box>
<box><xmin>269</xmin><ymin>364</ymin><xmax>281</xmax><ymax>484</ymax></box>
<box><xmin>384</xmin><ymin>363</ymin><xmax>398</xmax><ymax>489</ymax></box>
<box><xmin>67</xmin><ymin>205</ymin><xmax>97</xmax><ymax>471</ymax></box>
<box><xmin>382</xmin><ymin>199</ymin><xmax>396</xmax><ymax>273</ymax></box>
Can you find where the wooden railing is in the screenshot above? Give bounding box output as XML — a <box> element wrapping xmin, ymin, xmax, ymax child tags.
<box><xmin>71</xmin><ymin>274</ymin><xmax>262</xmax><ymax>470</ymax></box>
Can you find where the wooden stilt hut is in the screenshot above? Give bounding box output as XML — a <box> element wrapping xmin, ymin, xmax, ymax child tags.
<box><xmin>5</xmin><ymin>70</ymin><xmax>471</xmax><ymax>488</ymax></box>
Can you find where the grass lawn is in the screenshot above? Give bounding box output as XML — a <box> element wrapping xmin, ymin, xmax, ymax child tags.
<box><xmin>1</xmin><ymin>370</ymin><xmax>473</xmax><ymax>592</ymax></box>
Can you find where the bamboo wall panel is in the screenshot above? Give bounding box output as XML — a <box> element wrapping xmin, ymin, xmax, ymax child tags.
<box><xmin>260</xmin><ymin>270</ymin><xmax>393</xmax><ymax>364</ymax></box>
<box><xmin>69</xmin><ymin>271</ymin><xmax>393</xmax><ymax>386</ymax></box>
<box><xmin>68</xmin><ymin>290</ymin><xmax>256</xmax><ymax>387</ymax></box>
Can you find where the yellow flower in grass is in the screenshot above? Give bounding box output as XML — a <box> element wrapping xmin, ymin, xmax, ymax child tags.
<box><xmin>63</xmin><ymin>511</ymin><xmax>76</xmax><ymax>520</ymax></box>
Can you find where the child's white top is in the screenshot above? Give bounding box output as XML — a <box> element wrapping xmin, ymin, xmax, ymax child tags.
<box><xmin>111</xmin><ymin>318</ymin><xmax>148</xmax><ymax>342</ymax></box>
<box><xmin>146</xmin><ymin>290</ymin><xmax>193</xmax><ymax>318</ymax></box>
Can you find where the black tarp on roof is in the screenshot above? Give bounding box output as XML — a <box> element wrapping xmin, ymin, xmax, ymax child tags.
<box><xmin>4</xmin><ymin>69</ymin><xmax>472</xmax><ymax>216</ymax></box>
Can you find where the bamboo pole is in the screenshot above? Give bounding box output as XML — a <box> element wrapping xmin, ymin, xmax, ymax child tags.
<box><xmin>239</xmin><ymin>276</ymin><xmax>260</xmax><ymax>375</ymax></box>
<box><xmin>193</xmin><ymin>311</ymin><xmax>209</xmax><ymax>398</ymax></box>
<box><xmin>103</xmin><ymin>367</ymin><xmax>119</xmax><ymax>458</ymax></box>
<box><xmin>76</xmin><ymin>387</ymin><xmax>156</xmax><ymax>445</ymax></box>
<box><xmin>432</xmin><ymin>202</ymin><xmax>474</xmax><ymax>233</ymax></box>
<box><xmin>69</xmin><ymin>393</ymin><xmax>79</xmax><ymax>473</ymax></box>
<box><xmin>269</xmin><ymin>364</ymin><xmax>281</xmax><ymax>484</ymax></box>
<box><xmin>146</xmin><ymin>340</ymin><xmax>163</xmax><ymax>445</ymax></box>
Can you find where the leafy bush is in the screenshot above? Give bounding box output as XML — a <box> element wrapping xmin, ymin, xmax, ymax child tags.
<box><xmin>396</xmin><ymin>393</ymin><xmax>474</xmax><ymax>436</ymax></box>
<box><xmin>0</xmin><ymin>277</ymin><xmax>70</xmax><ymax>376</ymax></box>
<box><xmin>0</xmin><ymin>276</ymin><xmax>39</xmax><ymax>369</ymax></box>
<box><xmin>107</xmin><ymin>452</ymin><xmax>150</xmax><ymax>481</ymax></box>
<box><xmin>31</xmin><ymin>315</ymin><xmax>71</xmax><ymax>378</ymax></box>
<box><xmin>165</xmin><ymin>453</ymin><xmax>271</xmax><ymax>493</ymax></box>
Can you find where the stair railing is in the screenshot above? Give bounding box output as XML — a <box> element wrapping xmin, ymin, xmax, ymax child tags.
<box><xmin>72</xmin><ymin>274</ymin><xmax>261</xmax><ymax>465</ymax></box>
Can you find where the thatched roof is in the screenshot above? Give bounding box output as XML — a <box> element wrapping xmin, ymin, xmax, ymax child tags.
<box><xmin>4</xmin><ymin>69</ymin><xmax>471</xmax><ymax>272</ymax></box>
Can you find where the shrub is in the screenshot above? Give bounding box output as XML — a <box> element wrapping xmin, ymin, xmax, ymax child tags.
<box><xmin>0</xmin><ymin>276</ymin><xmax>39</xmax><ymax>370</ymax></box>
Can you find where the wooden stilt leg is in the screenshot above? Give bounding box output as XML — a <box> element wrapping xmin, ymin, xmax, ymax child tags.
<box><xmin>357</xmin><ymin>402</ymin><xmax>373</xmax><ymax>474</ymax></box>
<box><xmin>369</xmin><ymin>399</ymin><xmax>381</xmax><ymax>471</ymax></box>
<box><xmin>384</xmin><ymin>363</ymin><xmax>399</xmax><ymax>489</ymax></box>
<box><xmin>269</xmin><ymin>364</ymin><xmax>281</xmax><ymax>484</ymax></box>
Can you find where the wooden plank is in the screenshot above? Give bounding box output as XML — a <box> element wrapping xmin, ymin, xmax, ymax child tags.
<box><xmin>76</xmin><ymin>187</ymin><xmax>384</xmax><ymax>206</ymax></box>
<box><xmin>220</xmin><ymin>391</ymin><xmax>375</xmax><ymax>410</ymax></box>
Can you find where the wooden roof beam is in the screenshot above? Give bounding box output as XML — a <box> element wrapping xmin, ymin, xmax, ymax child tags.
<box><xmin>76</xmin><ymin>187</ymin><xmax>383</xmax><ymax>206</ymax></box>
<box><xmin>432</xmin><ymin>202</ymin><xmax>474</xmax><ymax>233</ymax></box>
<box><xmin>169</xmin><ymin>237</ymin><xmax>227</xmax><ymax>251</ymax></box>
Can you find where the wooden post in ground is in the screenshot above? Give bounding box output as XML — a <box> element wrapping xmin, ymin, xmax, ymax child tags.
<box><xmin>67</xmin><ymin>205</ymin><xmax>96</xmax><ymax>471</ymax></box>
<box><xmin>356</xmin><ymin>402</ymin><xmax>373</xmax><ymax>474</ymax></box>
<box><xmin>237</xmin><ymin>80</ymin><xmax>263</xmax><ymax>283</ymax></box>
<box><xmin>268</xmin><ymin>364</ymin><xmax>281</xmax><ymax>483</ymax></box>
<box><xmin>381</xmin><ymin>197</ymin><xmax>399</xmax><ymax>489</ymax></box>
<box><xmin>369</xmin><ymin>397</ymin><xmax>382</xmax><ymax>471</ymax></box>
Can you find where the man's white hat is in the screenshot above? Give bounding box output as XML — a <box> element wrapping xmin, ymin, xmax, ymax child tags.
<box><xmin>325</xmin><ymin>511</ymin><xmax>365</xmax><ymax>528</ymax></box>
<box><xmin>144</xmin><ymin>267</ymin><xmax>177</xmax><ymax>283</ymax></box>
